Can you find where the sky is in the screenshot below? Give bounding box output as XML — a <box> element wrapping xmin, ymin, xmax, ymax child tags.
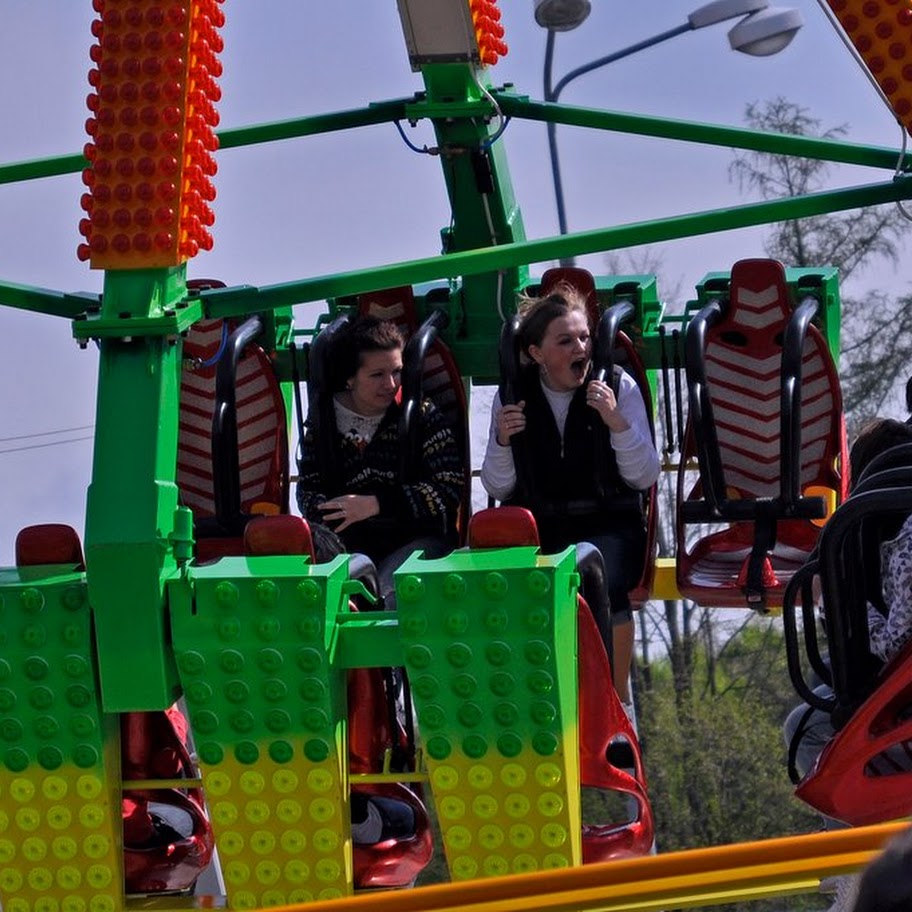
<box><xmin>1</xmin><ymin>0</ymin><xmax>910</xmax><ymax>563</ymax></box>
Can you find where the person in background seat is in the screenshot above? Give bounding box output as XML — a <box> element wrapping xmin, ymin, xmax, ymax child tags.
<box><xmin>784</xmin><ymin>417</ymin><xmax>912</xmax><ymax>912</ymax></box>
<box><xmin>297</xmin><ymin>315</ymin><xmax>464</xmax><ymax>606</ymax></box>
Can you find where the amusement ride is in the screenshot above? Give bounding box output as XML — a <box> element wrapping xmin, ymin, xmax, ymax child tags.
<box><xmin>3</xmin><ymin>1</ymin><xmax>912</xmax><ymax>910</ymax></box>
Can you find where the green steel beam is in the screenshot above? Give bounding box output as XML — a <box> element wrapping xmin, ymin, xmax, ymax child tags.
<box><xmin>203</xmin><ymin>176</ymin><xmax>912</xmax><ymax>317</ymax></box>
<box><xmin>416</xmin><ymin>62</ymin><xmax>528</xmax><ymax>373</ymax></box>
<box><xmin>85</xmin><ymin>268</ymin><xmax>189</xmax><ymax>711</ymax></box>
<box><xmin>214</xmin><ymin>98</ymin><xmax>409</xmax><ymax>150</ymax></box>
<box><xmin>3</xmin><ymin>93</ymin><xmax>903</xmax><ymax>188</ymax></box>
<box><xmin>0</xmin><ymin>100</ymin><xmax>410</xmax><ymax>185</ymax></box>
<box><xmin>0</xmin><ymin>153</ymin><xmax>87</xmax><ymax>185</ymax></box>
<box><xmin>0</xmin><ymin>280</ymin><xmax>91</xmax><ymax>319</ymax></box>
<box><xmin>495</xmin><ymin>94</ymin><xmax>908</xmax><ymax>173</ymax></box>
<box><xmin>6</xmin><ymin>175</ymin><xmax>909</xmax><ymax>336</ymax></box>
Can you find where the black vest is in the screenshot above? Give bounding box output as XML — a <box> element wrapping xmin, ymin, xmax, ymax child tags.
<box><xmin>507</xmin><ymin>365</ymin><xmax>643</xmax><ymax>551</ymax></box>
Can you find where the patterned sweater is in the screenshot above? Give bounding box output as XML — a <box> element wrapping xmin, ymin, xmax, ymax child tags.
<box><xmin>296</xmin><ymin>397</ymin><xmax>464</xmax><ymax>562</ymax></box>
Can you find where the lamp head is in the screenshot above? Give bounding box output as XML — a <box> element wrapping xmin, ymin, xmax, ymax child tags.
<box><xmin>534</xmin><ymin>0</ymin><xmax>591</xmax><ymax>31</ymax></box>
<box><xmin>728</xmin><ymin>6</ymin><xmax>803</xmax><ymax>56</ymax></box>
<box><xmin>688</xmin><ymin>0</ymin><xmax>769</xmax><ymax>30</ymax></box>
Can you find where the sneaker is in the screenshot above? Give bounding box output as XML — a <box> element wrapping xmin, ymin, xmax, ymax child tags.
<box><xmin>350</xmin><ymin>793</ymin><xmax>417</xmax><ymax>846</ymax></box>
<box><xmin>823</xmin><ymin>874</ymin><xmax>858</xmax><ymax>912</ymax></box>
<box><xmin>123</xmin><ymin>797</ymin><xmax>195</xmax><ymax>850</ymax></box>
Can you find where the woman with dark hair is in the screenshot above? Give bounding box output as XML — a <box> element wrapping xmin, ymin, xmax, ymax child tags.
<box><xmin>297</xmin><ymin>315</ymin><xmax>464</xmax><ymax>604</ymax></box>
<box><xmin>480</xmin><ymin>284</ymin><xmax>660</xmax><ymax>716</ymax></box>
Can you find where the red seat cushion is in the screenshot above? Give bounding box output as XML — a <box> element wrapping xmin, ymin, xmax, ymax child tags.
<box><xmin>467</xmin><ymin>506</ymin><xmax>540</xmax><ymax>549</ymax></box>
<box><xmin>244</xmin><ymin>515</ymin><xmax>315</xmax><ymax>560</ymax></box>
<box><xmin>15</xmin><ymin>524</ymin><xmax>85</xmax><ymax>569</ymax></box>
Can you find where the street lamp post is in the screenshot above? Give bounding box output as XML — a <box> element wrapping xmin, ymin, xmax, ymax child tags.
<box><xmin>539</xmin><ymin>0</ymin><xmax>803</xmax><ymax>264</ymax></box>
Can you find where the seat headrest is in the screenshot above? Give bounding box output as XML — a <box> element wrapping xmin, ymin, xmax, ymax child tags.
<box><xmin>540</xmin><ymin>266</ymin><xmax>599</xmax><ymax>328</ymax></box>
<box><xmin>727</xmin><ymin>258</ymin><xmax>791</xmax><ymax>326</ymax></box>
<box><xmin>15</xmin><ymin>524</ymin><xmax>85</xmax><ymax>569</ymax></box>
<box><xmin>244</xmin><ymin>516</ymin><xmax>315</xmax><ymax>561</ymax></box>
<box><xmin>358</xmin><ymin>286</ymin><xmax>418</xmax><ymax>333</ymax></box>
<box><xmin>468</xmin><ymin>507</ymin><xmax>540</xmax><ymax>549</ymax></box>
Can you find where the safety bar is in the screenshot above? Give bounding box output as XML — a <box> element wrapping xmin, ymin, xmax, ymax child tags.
<box><xmin>212</xmin><ymin>315</ymin><xmax>263</xmax><ymax>531</ymax></box>
<box><xmin>399</xmin><ymin>308</ymin><xmax>449</xmax><ymax>480</ymax></box>
<box><xmin>683</xmin><ymin>300</ymin><xmax>726</xmax><ymax>517</ymax></box>
<box><xmin>307</xmin><ymin>313</ymin><xmax>351</xmax><ymax>493</ymax></box>
<box><xmin>780</xmin><ymin>296</ymin><xmax>821</xmax><ymax>511</ymax></box>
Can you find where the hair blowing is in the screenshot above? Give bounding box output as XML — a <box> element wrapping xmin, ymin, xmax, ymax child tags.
<box><xmin>516</xmin><ymin>281</ymin><xmax>590</xmax><ymax>355</ymax></box>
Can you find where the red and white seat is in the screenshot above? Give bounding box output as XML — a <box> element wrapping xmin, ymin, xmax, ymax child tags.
<box><xmin>676</xmin><ymin>259</ymin><xmax>848</xmax><ymax>609</ymax></box>
<box><xmin>177</xmin><ymin>280</ymin><xmax>289</xmax><ymax>560</ymax></box>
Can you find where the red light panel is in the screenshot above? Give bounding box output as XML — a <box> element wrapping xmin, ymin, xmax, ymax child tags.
<box><xmin>78</xmin><ymin>0</ymin><xmax>225</xmax><ymax>269</ymax></box>
<box><xmin>825</xmin><ymin>0</ymin><xmax>912</xmax><ymax>131</ymax></box>
<box><xmin>470</xmin><ymin>0</ymin><xmax>508</xmax><ymax>66</ymax></box>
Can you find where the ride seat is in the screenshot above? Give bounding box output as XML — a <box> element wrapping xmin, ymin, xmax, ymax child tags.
<box><xmin>676</xmin><ymin>258</ymin><xmax>847</xmax><ymax>609</ymax></box>
<box><xmin>785</xmin><ymin>455</ymin><xmax>912</xmax><ymax>825</ymax></box>
<box><xmin>357</xmin><ymin>286</ymin><xmax>465</xmax><ymax>435</ymax></box>
<box><xmin>539</xmin><ymin>265</ymin><xmax>600</xmax><ymax>328</ymax></box>
<box><xmin>177</xmin><ymin>280</ymin><xmax>289</xmax><ymax>560</ymax></box>
<box><xmin>467</xmin><ymin>506</ymin><xmax>655</xmax><ymax>861</ymax></box>
<box><xmin>796</xmin><ymin>637</ymin><xmax>912</xmax><ymax>826</ymax></box>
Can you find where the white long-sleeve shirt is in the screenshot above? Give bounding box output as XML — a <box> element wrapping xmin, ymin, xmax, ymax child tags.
<box><xmin>480</xmin><ymin>368</ymin><xmax>660</xmax><ymax>503</ymax></box>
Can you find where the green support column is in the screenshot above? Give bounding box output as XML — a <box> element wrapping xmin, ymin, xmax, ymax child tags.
<box><xmin>414</xmin><ymin>67</ymin><xmax>529</xmax><ymax>380</ymax></box>
<box><xmin>84</xmin><ymin>268</ymin><xmax>189</xmax><ymax>712</ymax></box>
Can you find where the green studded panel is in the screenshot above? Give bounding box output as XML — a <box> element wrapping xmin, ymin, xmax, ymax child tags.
<box><xmin>0</xmin><ymin>567</ymin><xmax>123</xmax><ymax>912</ymax></box>
<box><xmin>395</xmin><ymin>547</ymin><xmax>582</xmax><ymax>880</ymax></box>
<box><xmin>169</xmin><ymin>555</ymin><xmax>353</xmax><ymax>908</ymax></box>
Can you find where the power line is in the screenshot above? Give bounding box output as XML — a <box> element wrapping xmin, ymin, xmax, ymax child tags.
<box><xmin>0</xmin><ymin>434</ymin><xmax>94</xmax><ymax>456</ymax></box>
<box><xmin>0</xmin><ymin>424</ymin><xmax>94</xmax><ymax>444</ymax></box>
